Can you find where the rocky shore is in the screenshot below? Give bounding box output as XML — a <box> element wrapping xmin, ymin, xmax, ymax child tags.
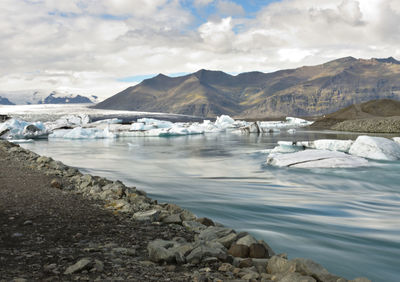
<box><xmin>0</xmin><ymin>140</ymin><xmax>371</xmax><ymax>282</ymax></box>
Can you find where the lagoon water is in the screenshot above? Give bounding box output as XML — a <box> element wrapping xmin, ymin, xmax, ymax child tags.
<box><xmin>22</xmin><ymin>130</ymin><xmax>400</xmax><ymax>282</ymax></box>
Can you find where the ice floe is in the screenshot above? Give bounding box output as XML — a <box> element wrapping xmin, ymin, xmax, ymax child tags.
<box><xmin>266</xmin><ymin>150</ymin><xmax>369</xmax><ymax>168</ymax></box>
<box><xmin>0</xmin><ymin>118</ymin><xmax>48</xmax><ymax>139</ymax></box>
<box><xmin>393</xmin><ymin>137</ymin><xmax>400</xmax><ymax>144</ymax></box>
<box><xmin>45</xmin><ymin>114</ymin><xmax>91</xmax><ymax>131</ymax></box>
<box><xmin>313</xmin><ymin>139</ymin><xmax>354</xmax><ymax>153</ymax></box>
<box><xmin>349</xmin><ymin>136</ymin><xmax>400</xmax><ymax>161</ymax></box>
<box><xmin>49</xmin><ymin>127</ymin><xmax>116</xmax><ymax>139</ymax></box>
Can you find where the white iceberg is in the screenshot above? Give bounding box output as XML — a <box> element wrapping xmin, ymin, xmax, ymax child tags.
<box><xmin>49</xmin><ymin>126</ymin><xmax>116</xmax><ymax>139</ymax></box>
<box><xmin>267</xmin><ymin>150</ymin><xmax>369</xmax><ymax>168</ymax></box>
<box><xmin>349</xmin><ymin>136</ymin><xmax>400</xmax><ymax>161</ymax></box>
<box><xmin>393</xmin><ymin>137</ymin><xmax>400</xmax><ymax>144</ymax></box>
<box><xmin>271</xmin><ymin>141</ymin><xmax>306</xmax><ymax>153</ymax></box>
<box><xmin>215</xmin><ymin>115</ymin><xmax>235</xmax><ymax>129</ymax></box>
<box><xmin>90</xmin><ymin>118</ymin><xmax>122</xmax><ymax>125</ymax></box>
<box><xmin>137</xmin><ymin>118</ymin><xmax>174</xmax><ymax>129</ymax></box>
<box><xmin>45</xmin><ymin>114</ymin><xmax>91</xmax><ymax>131</ymax></box>
<box><xmin>0</xmin><ymin>118</ymin><xmax>48</xmax><ymax>139</ymax></box>
<box><xmin>313</xmin><ymin>139</ymin><xmax>354</xmax><ymax>153</ymax></box>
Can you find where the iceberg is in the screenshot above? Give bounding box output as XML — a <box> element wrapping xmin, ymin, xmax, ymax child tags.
<box><xmin>313</xmin><ymin>139</ymin><xmax>354</xmax><ymax>153</ymax></box>
<box><xmin>271</xmin><ymin>141</ymin><xmax>306</xmax><ymax>153</ymax></box>
<box><xmin>0</xmin><ymin>118</ymin><xmax>48</xmax><ymax>139</ymax></box>
<box><xmin>45</xmin><ymin>114</ymin><xmax>91</xmax><ymax>131</ymax></box>
<box><xmin>215</xmin><ymin>115</ymin><xmax>235</xmax><ymax>129</ymax></box>
<box><xmin>393</xmin><ymin>137</ymin><xmax>400</xmax><ymax>144</ymax></box>
<box><xmin>266</xmin><ymin>150</ymin><xmax>369</xmax><ymax>168</ymax></box>
<box><xmin>49</xmin><ymin>127</ymin><xmax>116</xmax><ymax>139</ymax></box>
<box><xmin>137</xmin><ymin>118</ymin><xmax>174</xmax><ymax>129</ymax></box>
<box><xmin>349</xmin><ymin>136</ymin><xmax>400</xmax><ymax>161</ymax></box>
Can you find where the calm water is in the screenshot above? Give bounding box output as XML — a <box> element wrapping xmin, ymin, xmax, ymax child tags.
<box><xmin>22</xmin><ymin>130</ymin><xmax>400</xmax><ymax>282</ymax></box>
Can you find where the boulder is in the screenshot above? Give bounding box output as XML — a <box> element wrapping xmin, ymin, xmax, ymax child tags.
<box><xmin>162</xmin><ymin>213</ymin><xmax>182</xmax><ymax>224</ymax></box>
<box><xmin>186</xmin><ymin>241</ymin><xmax>227</xmax><ymax>264</ymax></box>
<box><xmin>236</xmin><ymin>234</ymin><xmax>258</xmax><ymax>247</ymax></box>
<box><xmin>147</xmin><ymin>240</ymin><xmax>181</xmax><ymax>263</ymax></box>
<box><xmin>228</xmin><ymin>244</ymin><xmax>249</xmax><ymax>258</ymax></box>
<box><xmin>132</xmin><ymin>210</ymin><xmax>160</xmax><ymax>222</ymax></box>
<box><xmin>198</xmin><ymin>226</ymin><xmax>234</xmax><ymax>241</ymax></box>
<box><xmin>267</xmin><ymin>255</ymin><xmax>289</xmax><ymax>274</ymax></box>
<box><xmin>215</xmin><ymin>232</ymin><xmax>237</xmax><ymax>248</ymax></box>
<box><xmin>349</xmin><ymin>135</ymin><xmax>400</xmax><ymax>160</ymax></box>
<box><xmin>182</xmin><ymin>221</ymin><xmax>207</xmax><ymax>233</ymax></box>
<box><xmin>196</xmin><ymin>217</ymin><xmax>214</xmax><ymax>226</ymax></box>
<box><xmin>279</xmin><ymin>272</ymin><xmax>317</xmax><ymax>282</ymax></box>
<box><xmin>249</xmin><ymin>243</ymin><xmax>268</xmax><ymax>258</ymax></box>
<box><xmin>64</xmin><ymin>258</ymin><xmax>92</xmax><ymax>275</ymax></box>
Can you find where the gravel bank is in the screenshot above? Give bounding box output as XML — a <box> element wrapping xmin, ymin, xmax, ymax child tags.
<box><xmin>0</xmin><ymin>140</ymin><xmax>371</xmax><ymax>282</ymax></box>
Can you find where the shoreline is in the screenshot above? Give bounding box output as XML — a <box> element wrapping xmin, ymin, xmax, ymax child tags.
<box><xmin>0</xmin><ymin>140</ymin><xmax>371</xmax><ymax>282</ymax></box>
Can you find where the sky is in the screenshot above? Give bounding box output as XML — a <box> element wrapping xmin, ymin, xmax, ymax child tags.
<box><xmin>1</xmin><ymin>0</ymin><xmax>400</xmax><ymax>99</ymax></box>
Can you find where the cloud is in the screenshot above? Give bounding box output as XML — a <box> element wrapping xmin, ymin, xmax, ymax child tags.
<box><xmin>1</xmin><ymin>0</ymin><xmax>400</xmax><ymax>99</ymax></box>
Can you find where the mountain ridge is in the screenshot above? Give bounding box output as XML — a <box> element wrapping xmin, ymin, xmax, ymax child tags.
<box><xmin>94</xmin><ymin>56</ymin><xmax>400</xmax><ymax>118</ymax></box>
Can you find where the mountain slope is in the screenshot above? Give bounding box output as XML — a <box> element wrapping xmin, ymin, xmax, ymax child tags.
<box><xmin>0</xmin><ymin>96</ymin><xmax>14</xmax><ymax>105</ymax></box>
<box><xmin>94</xmin><ymin>57</ymin><xmax>400</xmax><ymax>118</ymax></box>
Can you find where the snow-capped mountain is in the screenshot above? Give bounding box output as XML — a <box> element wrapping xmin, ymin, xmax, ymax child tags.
<box><xmin>0</xmin><ymin>90</ymin><xmax>98</xmax><ymax>105</ymax></box>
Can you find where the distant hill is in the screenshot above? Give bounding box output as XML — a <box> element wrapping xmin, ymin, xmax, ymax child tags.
<box><xmin>94</xmin><ymin>57</ymin><xmax>400</xmax><ymax>118</ymax></box>
<box><xmin>310</xmin><ymin>99</ymin><xmax>400</xmax><ymax>133</ymax></box>
<box><xmin>0</xmin><ymin>96</ymin><xmax>14</xmax><ymax>105</ymax></box>
<box><xmin>0</xmin><ymin>90</ymin><xmax>98</xmax><ymax>105</ymax></box>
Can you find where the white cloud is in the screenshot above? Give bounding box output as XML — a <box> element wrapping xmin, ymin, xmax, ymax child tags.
<box><xmin>1</xmin><ymin>0</ymin><xmax>400</xmax><ymax>99</ymax></box>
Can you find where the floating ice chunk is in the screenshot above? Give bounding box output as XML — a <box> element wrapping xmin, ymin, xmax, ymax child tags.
<box><xmin>137</xmin><ymin>118</ymin><xmax>173</xmax><ymax>129</ymax></box>
<box><xmin>49</xmin><ymin>126</ymin><xmax>116</xmax><ymax>139</ymax></box>
<box><xmin>287</xmin><ymin>128</ymin><xmax>296</xmax><ymax>134</ymax></box>
<box><xmin>215</xmin><ymin>115</ymin><xmax>235</xmax><ymax>129</ymax></box>
<box><xmin>91</xmin><ymin>118</ymin><xmax>122</xmax><ymax>125</ymax></box>
<box><xmin>393</xmin><ymin>137</ymin><xmax>400</xmax><ymax>144</ymax></box>
<box><xmin>45</xmin><ymin>114</ymin><xmax>91</xmax><ymax>131</ymax></box>
<box><xmin>0</xmin><ymin>118</ymin><xmax>48</xmax><ymax>139</ymax></box>
<box><xmin>267</xmin><ymin>150</ymin><xmax>369</xmax><ymax>168</ymax></box>
<box><xmin>349</xmin><ymin>136</ymin><xmax>400</xmax><ymax>161</ymax></box>
<box><xmin>10</xmin><ymin>139</ymin><xmax>34</xmax><ymax>143</ymax></box>
<box><xmin>240</xmin><ymin>122</ymin><xmax>261</xmax><ymax>134</ymax></box>
<box><xmin>271</xmin><ymin>141</ymin><xmax>306</xmax><ymax>153</ymax></box>
<box><xmin>314</xmin><ymin>139</ymin><xmax>354</xmax><ymax>153</ymax></box>
<box><xmin>285</xmin><ymin>117</ymin><xmax>314</xmax><ymax>126</ymax></box>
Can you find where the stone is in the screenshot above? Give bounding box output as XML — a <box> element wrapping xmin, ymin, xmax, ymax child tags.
<box><xmin>196</xmin><ymin>217</ymin><xmax>214</xmax><ymax>226</ymax></box>
<box><xmin>286</xmin><ymin>258</ymin><xmax>331</xmax><ymax>281</ymax></box>
<box><xmin>198</xmin><ymin>226</ymin><xmax>234</xmax><ymax>241</ymax></box>
<box><xmin>249</xmin><ymin>243</ymin><xmax>268</xmax><ymax>258</ymax></box>
<box><xmin>132</xmin><ymin>210</ymin><xmax>160</xmax><ymax>222</ymax></box>
<box><xmin>241</xmin><ymin>272</ymin><xmax>260</xmax><ymax>280</ymax></box>
<box><xmin>64</xmin><ymin>258</ymin><xmax>92</xmax><ymax>275</ymax></box>
<box><xmin>266</xmin><ymin>255</ymin><xmax>289</xmax><ymax>274</ymax></box>
<box><xmin>186</xmin><ymin>241</ymin><xmax>227</xmax><ymax>264</ymax></box>
<box><xmin>238</xmin><ymin>258</ymin><xmax>253</xmax><ymax>268</ymax></box>
<box><xmin>279</xmin><ymin>272</ymin><xmax>316</xmax><ymax>282</ymax></box>
<box><xmin>215</xmin><ymin>232</ymin><xmax>237</xmax><ymax>248</ymax></box>
<box><xmin>252</xmin><ymin>258</ymin><xmax>269</xmax><ymax>274</ymax></box>
<box><xmin>93</xmin><ymin>260</ymin><xmax>104</xmax><ymax>272</ymax></box>
<box><xmin>182</xmin><ymin>221</ymin><xmax>207</xmax><ymax>233</ymax></box>
<box><xmin>50</xmin><ymin>178</ymin><xmax>62</xmax><ymax>189</ymax></box>
<box><xmin>218</xmin><ymin>263</ymin><xmax>234</xmax><ymax>272</ymax></box>
<box><xmin>147</xmin><ymin>239</ymin><xmax>180</xmax><ymax>263</ymax></box>
<box><xmin>259</xmin><ymin>240</ymin><xmax>275</xmax><ymax>257</ymax></box>
<box><xmin>162</xmin><ymin>213</ymin><xmax>182</xmax><ymax>224</ymax></box>
<box><xmin>36</xmin><ymin>156</ymin><xmax>52</xmax><ymax>164</ymax></box>
<box><xmin>236</xmin><ymin>234</ymin><xmax>258</xmax><ymax>247</ymax></box>
<box><xmin>228</xmin><ymin>244</ymin><xmax>249</xmax><ymax>258</ymax></box>
<box><xmin>180</xmin><ymin>209</ymin><xmax>197</xmax><ymax>221</ymax></box>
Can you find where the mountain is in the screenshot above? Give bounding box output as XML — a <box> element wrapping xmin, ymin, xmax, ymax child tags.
<box><xmin>0</xmin><ymin>96</ymin><xmax>15</xmax><ymax>105</ymax></box>
<box><xmin>94</xmin><ymin>56</ymin><xmax>400</xmax><ymax>118</ymax></box>
<box><xmin>0</xmin><ymin>90</ymin><xmax>98</xmax><ymax>105</ymax></box>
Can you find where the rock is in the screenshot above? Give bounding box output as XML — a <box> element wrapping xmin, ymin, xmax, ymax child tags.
<box><xmin>132</xmin><ymin>210</ymin><xmax>160</xmax><ymax>222</ymax></box>
<box><xmin>236</xmin><ymin>234</ymin><xmax>258</xmax><ymax>247</ymax></box>
<box><xmin>349</xmin><ymin>135</ymin><xmax>400</xmax><ymax>160</ymax></box>
<box><xmin>198</xmin><ymin>226</ymin><xmax>234</xmax><ymax>241</ymax></box>
<box><xmin>242</xmin><ymin>272</ymin><xmax>260</xmax><ymax>280</ymax></box>
<box><xmin>267</xmin><ymin>255</ymin><xmax>289</xmax><ymax>274</ymax></box>
<box><xmin>36</xmin><ymin>156</ymin><xmax>52</xmax><ymax>164</ymax></box>
<box><xmin>186</xmin><ymin>241</ymin><xmax>227</xmax><ymax>264</ymax></box>
<box><xmin>259</xmin><ymin>240</ymin><xmax>275</xmax><ymax>257</ymax></box>
<box><xmin>215</xmin><ymin>232</ymin><xmax>237</xmax><ymax>248</ymax></box>
<box><xmin>238</xmin><ymin>258</ymin><xmax>253</xmax><ymax>268</ymax></box>
<box><xmin>196</xmin><ymin>217</ymin><xmax>215</xmax><ymax>227</ymax></box>
<box><xmin>50</xmin><ymin>178</ymin><xmax>62</xmax><ymax>189</ymax></box>
<box><xmin>162</xmin><ymin>213</ymin><xmax>182</xmax><ymax>224</ymax></box>
<box><xmin>286</xmin><ymin>258</ymin><xmax>337</xmax><ymax>282</ymax></box>
<box><xmin>64</xmin><ymin>258</ymin><xmax>92</xmax><ymax>275</ymax></box>
<box><xmin>93</xmin><ymin>259</ymin><xmax>104</xmax><ymax>272</ymax></box>
<box><xmin>112</xmin><ymin>247</ymin><xmax>136</xmax><ymax>256</ymax></box>
<box><xmin>279</xmin><ymin>272</ymin><xmax>317</xmax><ymax>282</ymax></box>
<box><xmin>228</xmin><ymin>244</ymin><xmax>249</xmax><ymax>258</ymax></box>
<box><xmin>249</xmin><ymin>243</ymin><xmax>268</xmax><ymax>258</ymax></box>
<box><xmin>147</xmin><ymin>239</ymin><xmax>180</xmax><ymax>263</ymax></box>
<box><xmin>251</xmin><ymin>258</ymin><xmax>269</xmax><ymax>274</ymax></box>
<box><xmin>218</xmin><ymin>263</ymin><xmax>234</xmax><ymax>272</ymax></box>
<box><xmin>182</xmin><ymin>221</ymin><xmax>207</xmax><ymax>233</ymax></box>
<box><xmin>180</xmin><ymin>209</ymin><xmax>197</xmax><ymax>221</ymax></box>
